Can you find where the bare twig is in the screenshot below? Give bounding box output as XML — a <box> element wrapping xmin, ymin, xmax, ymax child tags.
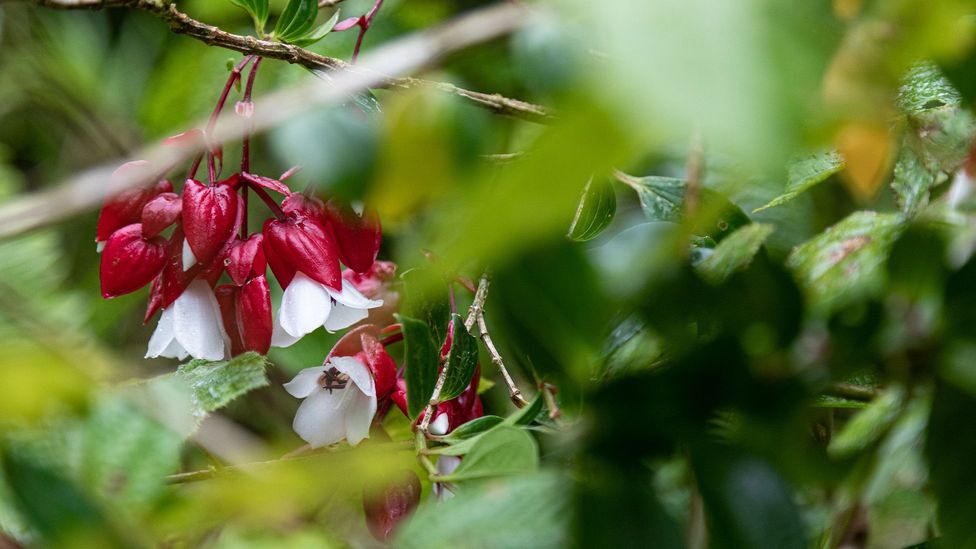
<box><xmin>0</xmin><ymin>2</ymin><xmax>536</xmax><ymax>240</ymax></box>
<box><xmin>477</xmin><ymin>311</ymin><xmax>527</xmax><ymax>407</ymax></box>
<box><xmin>11</xmin><ymin>0</ymin><xmax>550</xmax><ymax>122</ymax></box>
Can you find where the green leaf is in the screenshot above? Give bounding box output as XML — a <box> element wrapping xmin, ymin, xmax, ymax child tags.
<box><xmin>435</xmin><ymin>426</ymin><xmax>539</xmax><ymax>482</ymax></box>
<box><xmin>439</xmin><ymin>416</ymin><xmax>505</xmax><ymax>443</ymax></box>
<box><xmin>892</xmin><ymin>146</ymin><xmax>938</xmax><ymax>217</ymax></box>
<box><xmin>753</xmin><ymin>150</ymin><xmax>845</xmax><ymax>212</ymax></box>
<box><xmin>229</xmin><ymin>0</ymin><xmax>269</xmax><ymax>31</ymax></box>
<box><xmin>504</xmin><ymin>392</ymin><xmax>545</xmax><ymax>427</ymax></box>
<box><xmin>438</xmin><ymin>314</ymin><xmax>480</xmax><ymax>402</ymax></box>
<box><xmin>827</xmin><ymin>388</ymin><xmax>904</xmax><ymax>458</ymax></box>
<box><xmin>289</xmin><ymin>11</ymin><xmax>340</xmax><ymax>47</ymax></box>
<box><xmin>79</xmin><ymin>395</ymin><xmax>183</xmax><ymax>510</ymax></box>
<box><xmin>395</xmin><ymin>471</ymin><xmax>568</xmax><ymax>548</ymax></box>
<box><xmin>787</xmin><ymin>211</ymin><xmax>904</xmax><ymax>315</ymax></box>
<box><xmin>399</xmin><ymin>267</ymin><xmax>450</xmax><ymax>345</ymax></box>
<box><xmin>175</xmin><ymin>352</ymin><xmax>269</xmax><ymax>416</ymax></box>
<box><xmin>696</xmin><ymin>223</ymin><xmax>774</xmax><ymax>283</ymax></box>
<box><xmin>926</xmin><ymin>382</ymin><xmax>976</xmax><ymax>548</ymax></box>
<box><xmin>692</xmin><ymin>446</ymin><xmax>806</xmax><ymax>549</ymax></box>
<box><xmin>567</xmin><ymin>177</ymin><xmax>616</xmax><ymax>241</ymax></box>
<box><xmin>274</xmin><ymin>0</ymin><xmax>318</xmax><ymax>42</ymax></box>
<box><xmin>620</xmin><ymin>173</ymin><xmax>750</xmax><ymax>241</ymax></box>
<box><xmin>898</xmin><ymin>62</ymin><xmax>962</xmax><ymax>114</ymax></box>
<box><xmin>1</xmin><ymin>446</ymin><xmax>136</xmax><ymax>547</ymax></box>
<box><xmin>397</xmin><ymin>314</ymin><xmax>440</xmax><ymax>419</ymax></box>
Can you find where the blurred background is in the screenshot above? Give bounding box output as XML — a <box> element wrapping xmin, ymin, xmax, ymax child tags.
<box><xmin>2</xmin><ymin>0</ymin><xmax>976</xmax><ymax>546</ymax></box>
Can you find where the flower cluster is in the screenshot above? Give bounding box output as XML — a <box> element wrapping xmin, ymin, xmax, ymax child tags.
<box><xmin>97</xmin><ymin>162</ymin><xmax>385</xmax><ymax>361</ymax></box>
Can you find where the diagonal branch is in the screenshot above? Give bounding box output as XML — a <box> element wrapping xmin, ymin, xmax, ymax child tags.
<box><xmin>12</xmin><ymin>0</ymin><xmax>551</xmax><ymax>122</ymax></box>
<box><xmin>0</xmin><ymin>2</ymin><xmax>537</xmax><ymax>240</ymax></box>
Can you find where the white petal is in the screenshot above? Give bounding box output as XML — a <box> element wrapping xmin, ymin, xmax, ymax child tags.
<box><xmin>95</xmin><ymin>240</ymin><xmax>106</xmax><ymax>253</ymax></box>
<box><xmin>279</xmin><ymin>273</ymin><xmax>332</xmax><ymax>338</ymax></box>
<box><xmin>182</xmin><ymin>239</ymin><xmax>197</xmax><ymax>271</ymax></box>
<box><xmin>323</xmin><ymin>303</ymin><xmax>369</xmax><ymax>332</ymax></box>
<box><xmin>430</xmin><ymin>412</ymin><xmax>450</xmax><ymax>436</ymax></box>
<box><xmin>173</xmin><ymin>280</ymin><xmax>227</xmax><ymax>361</ymax></box>
<box><xmin>284</xmin><ymin>367</ymin><xmax>325</xmax><ymax>398</ymax></box>
<box><xmin>330</xmin><ymin>356</ymin><xmax>375</xmax><ymax>397</ymax></box>
<box><xmin>293</xmin><ymin>389</ymin><xmax>347</xmax><ymax>448</ymax></box>
<box><xmin>328</xmin><ymin>279</ymin><xmax>383</xmax><ymax>310</ymax></box>
<box><xmin>270</xmin><ymin>315</ymin><xmax>302</xmax><ymax>348</ymax></box>
<box><xmin>434</xmin><ymin>456</ymin><xmax>461</xmax><ymax>501</ymax></box>
<box><xmin>145</xmin><ymin>307</ymin><xmax>177</xmax><ymax>358</ymax></box>
<box><xmin>343</xmin><ymin>389</ymin><xmax>377</xmax><ymax>446</ymax></box>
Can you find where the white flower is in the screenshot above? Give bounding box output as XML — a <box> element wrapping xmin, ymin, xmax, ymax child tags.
<box><xmin>271</xmin><ymin>272</ymin><xmax>383</xmax><ymax>348</ymax></box>
<box><xmin>284</xmin><ymin>356</ymin><xmax>377</xmax><ymax>448</ymax></box>
<box><xmin>146</xmin><ymin>279</ymin><xmax>230</xmax><ymax>361</ymax></box>
<box><xmin>433</xmin><ymin>455</ymin><xmax>461</xmax><ymax>501</ymax></box>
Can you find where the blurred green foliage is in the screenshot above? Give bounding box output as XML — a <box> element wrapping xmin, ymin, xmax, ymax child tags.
<box><xmin>3</xmin><ymin>0</ymin><xmax>976</xmax><ymax>547</ymax></box>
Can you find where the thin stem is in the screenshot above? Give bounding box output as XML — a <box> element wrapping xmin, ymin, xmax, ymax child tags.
<box><xmin>379</xmin><ymin>332</ymin><xmax>403</xmax><ymax>346</ymax></box>
<box><xmin>240</xmin><ymin>57</ymin><xmax>262</xmax><ymax>174</ymax></box>
<box><xmin>204</xmin><ymin>55</ymin><xmax>255</xmax><ymax>183</ymax></box>
<box><xmin>350</xmin><ymin>0</ymin><xmax>384</xmax><ymax>63</ymax></box>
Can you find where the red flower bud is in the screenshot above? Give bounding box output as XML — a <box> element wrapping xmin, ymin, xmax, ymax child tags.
<box><xmin>95</xmin><ymin>161</ymin><xmax>172</xmax><ymax>244</ymax></box>
<box><xmin>262</xmin><ymin>213</ymin><xmax>342</xmax><ymax>290</ymax></box>
<box><xmin>359</xmin><ymin>332</ymin><xmax>397</xmax><ymax>398</ymax></box>
<box><xmin>325</xmin><ymin>201</ymin><xmax>382</xmax><ymax>274</ymax></box>
<box><xmin>215</xmin><ymin>284</ymin><xmax>245</xmax><ymax>357</ymax></box>
<box><xmin>226</xmin><ymin>233</ymin><xmax>266</xmax><ymax>286</ymax></box>
<box><xmin>363</xmin><ymin>471</ymin><xmax>421</xmax><ymax>543</ymax></box>
<box><xmin>99</xmin><ymin>224</ymin><xmax>167</xmax><ymax>298</ymax></box>
<box><xmin>237</xmin><ymin>275</ymin><xmax>273</xmax><ymax>354</ymax></box>
<box><xmin>182</xmin><ymin>178</ymin><xmax>241</xmax><ymax>266</ymax></box>
<box><xmin>141</xmin><ymin>192</ymin><xmax>182</xmax><ymax>238</ymax></box>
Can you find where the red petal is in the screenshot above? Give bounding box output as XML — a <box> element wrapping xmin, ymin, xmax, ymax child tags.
<box><xmin>182</xmin><ymin>178</ymin><xmax>241</xmax><ymax>265</ymax></box>
<box><xmin>281</xmin><ymin>192</ymin><xmax>326</xmax><ymax>218</ymax></box>
<box><xmin>327</xmin><ymin>324</ymin><xmax>380</xmax><ymax>360</ymax></box>
<box><xmin>262</xmin><ymin>229</ymin><xmax>296</xmax><ymax>289</ymax></box>
<box><xmin>262</xmin><ymin>214</ymin><xmax>342</xmax><ymax>290</ymax></box>
<box><xmin>145</xmin><ymin>274</ymin><xmax>163</xmax><ymax>323</ymax></box>
<box><xmin>96</xmin><ymin>161</ymin><xmax>172</xmax><ymax>242</ymax></box>
<box><xmin>99</xmin><ymin>224</ymin><xmax>167</xmax><ymax>298</ymax></box>
<box><xmin>237</xmin><ymin>275</ymin><xmax>272</xmax><ymax>354</ymax></box>
<box><xmin>325</xmin><ymin>201</ymin><xmax>382</xmax><ymax>274</ymax></box>
<box><xmin>159</xmin><ymin>226</ymin><xmax>199</xmax><ymax>307</ymax></box>
<box><xmin>241</xmin><ymin>172</ymin><xmax>291</xmax><ymax>195</ymax></box>
<box><xmin>359</xmin><ymin>332</ymin><xmax>397</xmax><ymax>398</ymax></box>
<box><xmin>226</xmin><ymin>233</ymin><xmax>265</xmax><ymax>286</ymax></box>
<box><xmin>215</xmin><ymin>285</ymin><xmax>245</xmax><ymax>357</ymax></box>
<box><xmin>141</xmin><ymin>192</ymin><xmax>182</xmax><ymax>238</ymax></box>
<box><xmin>363</xmin><ymin>471</ymin><xmax>421</xmax><ymax>543</ymax></box>
<box><xmin>334</xmin><ymin>16</ymin><xmax>361</xmax><ymax>32</ymax></box>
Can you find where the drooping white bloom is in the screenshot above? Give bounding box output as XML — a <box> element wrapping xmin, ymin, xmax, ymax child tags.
<box><xmin>284</xmin><ymin>356</ymin><xmax>377</xmax><ymax>448</ymax></box>
<box><xmin>271</xmin><ymin>272</ymin><xmax>383</xmax><ymax>348</ymax></box>
<box><xmin>146</xmin><ymin>279</ymin><xmax>229</xmax><ymax>361</ymax></box>
<box><xmin>433</xmin><ymin>455</ymin><xmax>461</xmax><ymax>501</ymax></box>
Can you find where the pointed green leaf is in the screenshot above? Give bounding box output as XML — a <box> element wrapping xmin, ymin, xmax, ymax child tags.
<box><xmin>397</xmin><ymin>314</ymin><xmax>440</xmax><ymax>419</ymax></box>
<box><xmin>697</xmin><ymin>223</ymin><xmax>774</xmax><ymax>283</ymax></box>
<box><xmin>434</xmin><ymin>426</ymin><xmax>539</xmax><ymax>482</ymax></box>
<box><xmin>567</xmin><ymin>177</ymin><xmax>616</xmax><ymax>242</ymax></box>
<box><xmin>754</xmin><ymin>150</ymin><xmax>845</xmax><ymax>212</ymax></box>
<box><xmin>621</xmin><ymin>173</ymin><xmax>750</xmax><ymax>240</ymax></box>
<box><xmin>290</xmin><ymin>11</ymin><xmax>340</xmax><ymax>47</ymax></box>
<box><xmin>438</xmin><ymin>314</ymin><xmax>480</xmax><ymax>402</ymax></box>
<box><xmin>439</xmin><ymin>416</ymin><xmax>504</xmax><ymax>443</ymax></box>
<box><xmin>504</xmin><ymin>392</ymin><xmax>545</xmax><ymax>427</ymax></box>
<box><xmin>828</xmin><ymin>388</ymin><xmax>904</xmax><ymax>458</ymax></box>
<box><xmin>274</xmin><ymin>0</ymin><xmax>318</xmax><ymax>42</ymax></box>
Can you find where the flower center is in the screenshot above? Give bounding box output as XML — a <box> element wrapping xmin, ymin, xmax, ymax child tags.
<box><xmin>318</xmin><ymin>367</ymin><xmax>348</xmax><ymax>394</ymax></box>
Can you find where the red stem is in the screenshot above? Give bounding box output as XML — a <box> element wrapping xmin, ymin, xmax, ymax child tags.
<box><xmin>249</xmin><ymin>183</ymin><xmax>286</xmax><ymax>220</ymax></box>
<box><xmin>380</xmin><ymin>332</ymin><xmax>403</xmax><ymax>347</ymax></box>
<box><xmin>350</xmin><ymin>0</ymin><xmax>384</xmax><ymax>63</ymax></box>
<box><xmin>240</xmin><ymin>58</ymin><xmax>262</xmax><ymax>237</ymax></box>
<box><xmin>199</xmin><ymin>55</ymin><xmax>255</xmax><ymax>183</ymax></box>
